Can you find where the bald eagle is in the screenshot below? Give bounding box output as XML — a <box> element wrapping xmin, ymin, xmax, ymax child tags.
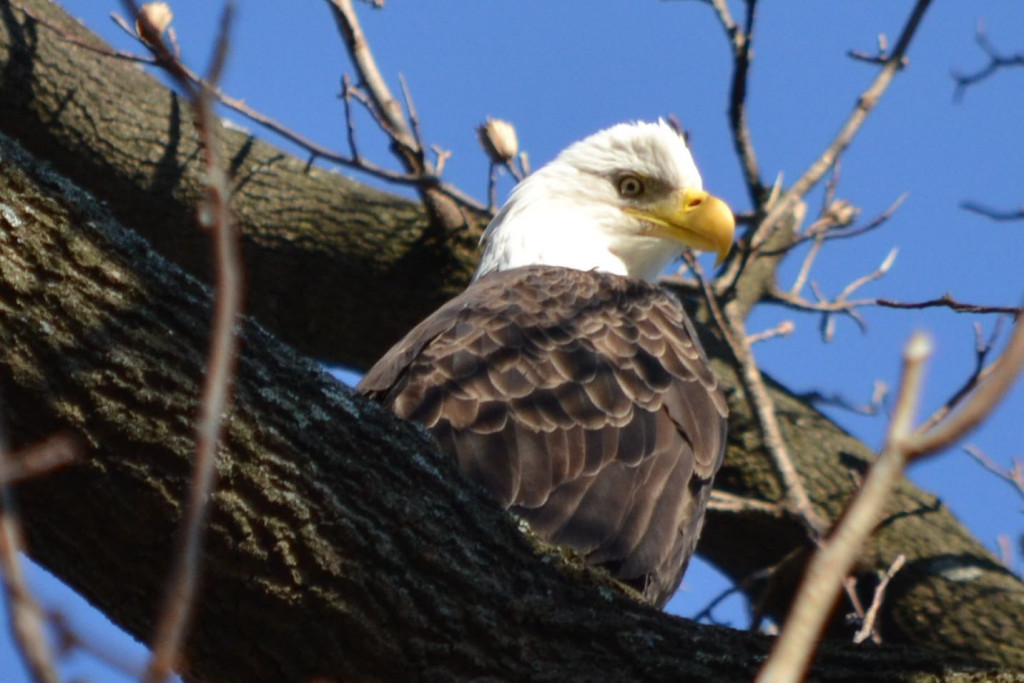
<box><xmin>359</xmin><ymin>120</ymin><xmax>734</xmax><ymax>607</ymax></box>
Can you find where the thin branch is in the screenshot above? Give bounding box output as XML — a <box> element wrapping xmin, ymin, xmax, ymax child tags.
<box><xmin>324</xmin><ymin>0</ymin><xmax>471</xmax><ymax>228</ymax></box>
<box><xmin>709</xmin><ymin>0</ymin><xmax>764</xmax><ymax>206</ymax></box>
<box><xmin>961</xmin><ymin>201</ymin><xmax>1024</xmax><ymax>222</ymax></box>
<box><xmin>50</xmin><ymin>611</ymin><xmax>146</xmax><ymax>679</ymax></box>
<box><xmin>847</xmin><ymin>32</ymin><xmax>907</xmax><ymax>68</ymax></box>
<box><xmin>340</xmin><ymin>74</ymin><xmax>363</xmax><ymax>164</ymax></box>
<box><xmin>874</xmin><ymin>296</ymin><xmax>1022</xmax><ymax>316</ymax></box>
<box><xmin>767</xmin><ymin>288</ymin><xmax>1021</xmax><ymax>321</ymax></box>
<box><xmin>852</xmin><ymin>554</ymin><xmax>906</xmax><ymax>644</ymax></box>
<box><xmin>18</xmin><ymin>1</ymin><xmax>488</xmax><ymax>214</ymax></box>
<box><xmin>724</xmin><ymin>302</ymin><xmax>828</xmax><ymax>538</ymax></box>
<box><xmin>916</xmin><ymin>319</ymin><xmax>1003</xmax><ymax>434</ymax></box>
<box><xmin>757</xmin><ymin>332</ymin><xmax>932</xmax><ymax>683</ymax></box>
<box><xmin>487</xmin><ymin>163</ymin><xmax>499</xmax><ymax>213</ymax></box>
<box><xmin>759</xmin><ymin>307</ymin><xmax>1024</xmax><ymax>677</ymax></box>
<box><xmin>996</xmin><ymin>534</ymin><xmax>1016</xmax><ymax>573</ymax></box>
<box><xmin>789</xmin><ymin>233</ymin><xmax>824</xmax><ymax>297</ymax></box>
<box><xmin>12</xmin><ymin>3</ymin><xmax>155</xmax><ymax>63</ymax></box>
<box><xmin>326</xmin><ymin>0</ymin><xmax>417</xmax><ymax>155</ymax></box>
<box><xmin>746</xmin><ymin>320</ymin><xmax>794</xmax><ymax>345</ymax></box>
<box><xmin>690</xmin><ymin>582</ymin><xmax>748</xmax><ymax>626</ymax></box>
<box><xmin>795</xmin><ymin>380</ymin><xmax>888</xmax><ymax>418</ymax></box>
<box><xmin>398</xmin><ymin>73</ymin><xmax>428</xmax><ymax>164</ymax></box>
<box><xmin>691</xmin><ymin>563</ymin><xmax>776</xmax><ymax>627</ymax></box>
<box><xmin>119</xmin><ymin>4</ymin><xmax>245</xmax><ymax>681</ymax></box>
<box><xmin>0</xmin><ymin>413</ymin><xmax>60</xmax><ymax>683</ymax></box>
<box><xmin>764</xmin><ymin>192</ymin><xmax>906</xmax><ymax>259</ymax></box>
<box><xmin>708</xmin><ymin>490</ymin><xmax>784</xmax><ymax>517</ymax></box>
<box><xmin>753</xmin><ymin>0</ymin><xmax>931</xmax><ymax>249</ymax></box>
<box><xmin>837</xmin><ymin>247</ymin><xmax>898</xmax><ymax>301</ymax></box>
<box><xmin>964</xmin><ymin>445</ymin><xmax>1024</xmax><ymax>502</ymax></box>
<box><xmin>766</xmin><ymin>247</ymin><xmax>898</xmax><ymax>343</ymax></box>
<box><xmin>905</xmin><ymin>305</ymin><xmax>1024</xmax><ymax>459</ymax></box>
<box><xmin>952</xmin><ymin>22</ymin><xmax>1024</xmax><ymax>101</ymax></box>
<box><xmin>0</xmin><ymin>433</ymin><xmax>78</xmax><ymax>486</ymax></box>
<box><xmin>682</xmin><ymin>250</ymin><xmax>828</xmax><ymax>538</ymax></box>
<box><xmin>722</xmin><ymin>0</ymin><xmax>933</xmax><ymax>289</ymax></box>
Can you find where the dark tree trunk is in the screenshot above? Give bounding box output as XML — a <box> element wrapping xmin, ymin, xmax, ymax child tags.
<box><xmin>0</xmin><ymin>0</ymin><xmax>1021</xmax><ymax>679</ymax></box>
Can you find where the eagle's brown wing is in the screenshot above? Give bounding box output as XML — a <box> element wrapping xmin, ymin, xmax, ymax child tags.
<box><xmin>358</xmin><ymin>265</ymin><xmax>727</xmax><ymax>607</ymax></box>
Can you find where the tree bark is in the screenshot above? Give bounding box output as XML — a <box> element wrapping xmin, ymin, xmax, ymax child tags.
<box><xmin>0</xmin><ymin>0</ymin><xmax>1022</xmax><ymax>677</ymax></box>
<box><xmin>0</xmin><ymin>0</ymin><xmax>483</xmax><ymax>370</ymax></box>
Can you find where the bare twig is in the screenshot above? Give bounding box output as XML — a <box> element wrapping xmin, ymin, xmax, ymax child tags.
<box><xmin>952</xmin><ymin>21</ymin><xmax>1024</xmax><ymax>101</ymax></box>
<box><xmin>766</xmin><ymin>192</ymin><xmax>905</xmax><ymax>259</ymax></box>
<box><xmin>757</xmin><ymin>332</ymin><xmax>932</xmax><ymax>683</ymax></box>
<box><xmin>847</xmin><ymin>32</ymin><xmax>908</xmax><ymax>68</ymax></box>
<box><xmin>723</xmin><ymin>0</ymin><xmax>933</xmax><ymax>289</ymax></box>
<box><xmin>691</xmin><ymin>582</ymin><xmax>747</xmax><ymax>626</ymax></box>
<box><xmin>917</xmin><ymin>320</ymin><xmax>1004</xmax><ymax>434</ymax></box>
<box><xmin>746</xmin><ymin>320</ymin><xmax>794</xmax><ymax>345</ymax></box>
<box><xmin>17</xmin><ymin>1</ymin><xmax>487</xmax><ymax>214</ymax></box>
<box><xmin>709</xmin><ymin>0</ymin><xmax>763</xmax><ymax>206</ymax></box>
<box><xmin>692</xmin><ymin>564</ymin><xmax>775</xmax><ymax>627</ymax></box>
<box><xmin>852</xmin><ymin>554</ymin><xmax>906</xmax><ymax>644</ymax></box>
<box><xmin>961</xmin><ymin>201</ymin><xmax>1024</xmax><ymax>222</ymax></box>
<box><xmin>789</xmin><ymin>232</ymin><xmax>825</xmax><ymax>298</ymax></box>
<box><xmin>683</xmin><ymin>252</ymin><xmax>827</xmax><ymax>538</ymax></box>
<box><xmin>12</xmin><ymin>2</ymin><xmax>153</xmax><ymax>63</ymax></box>
<box><xmin>0</xmin><ymin>401</ymin><xmax>78</xmax><ymax>682</ymax></box>
<box><xmin>340</xmin><ymin>74</ymin><xmax>363</xmax><ymax>163</ymax></box>
<box><xmin>118</xmin><ymin>4</ymin><xmax>245</xmax><ymax>681</ymax></box>
<box><xmin>0</xmin><ymin>433</ymin><xmax>78</xmax><ymax>486</ymax></box>
<box><xmin>325</xmin><ymin>0</ymin><xmax>470</xmax><ymax>228</ymax></box>
<box><xmin>768</xmin><ymin>248</ymin><xmax>896</xmax><ymax>342</ymax></box>
<box><xmin>50</xmin><ymin>610</ymin><xmax>146</xmax><ymax>679</ymax></box>
<box><xmin>905</xmin><ymin>305</ymin><xmax>1024</xmax><ymax>459</ymax></box>
<box><xmin>0</xmin><ymin>498</ymin><xmax>58</xmax><ymax>683</ymax></box>
<box><xmin>796</xmin><ymin>380</ymin><xmax>888</xmax><ymax>418</ymax></box>
<box><xmin>874</xmin><ymin>296</ymin><xmax>1022</xmax><ymax>316</ymax></box>
<box><xmin>838</xmin><ymin>248</ymin><xmax>898</xmax><ymax>301</ymax></box>
<box><xmin>725</xmin><ymin>302</ymin><xmax>828</xmax><ymax>538</ymax></box>
<box><xmin>487</xmin><ymin>163</ymin><xmax>500</xmax><ymax>213</ymax></box>
<box><xmin>964</xmin><ymin>445</ymin><xmax>1024</xmax><ymax>502</ymax></box>
<box><xmin>767</xmin><ymin>288</ymin><xmax>1021</xmax><ymax>322</ymax></box>
<box><xmin>762</xmin><ymin>307</ymin><xmax>1024</xmax><ymax>679</ymax></box>
<box><xmin>996</xmin><ymin>534</ymin><xmax>1016</xmax><ymax>572</ymax></box>
<box><xmin>708</xmin><ymin>490</ymin><xmax>784</xmax><ymax>517</ymax></box>
<box><xmin>0</xmin><ymin>407</ymin><xmax>60</xmax><ymax>683</ymax></box>
<box><xmin>327</xmin><ymin>0</ymin><xmax>415</xmax><ymax>153</ymax></box>
<box><xmin>753</xmin><ymin>0</ymin><xmax>930</xmax><ymax>248</ymax></box>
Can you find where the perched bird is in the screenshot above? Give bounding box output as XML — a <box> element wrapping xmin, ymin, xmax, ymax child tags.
<box><xmin>359</xmin><ymin>120</ymin><xmax>734</xmax><ymax>607</ymax></box>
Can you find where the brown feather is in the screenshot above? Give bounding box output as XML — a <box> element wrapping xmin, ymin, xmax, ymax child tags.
<box><xmin>359</xmin><ymin>265</ymin><xmax>727</xmax><ymax>607</ymax></box>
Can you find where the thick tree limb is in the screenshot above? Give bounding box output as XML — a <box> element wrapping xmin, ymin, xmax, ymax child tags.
<box><xmin>1</xmin><ymin>0</ymin><xmax>1023</xmax><ymax>675</ymax></box>
<box><xmin>0</xmin><ymin>0</ymin><xmax>483</xmax><ymax>370</ymax></box>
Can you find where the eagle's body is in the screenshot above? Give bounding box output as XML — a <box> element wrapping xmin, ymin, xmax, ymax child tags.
<box><xmin>359</xmin><ymin>121</ymin><xmax>733</xmax><ymax>607</ymax></box>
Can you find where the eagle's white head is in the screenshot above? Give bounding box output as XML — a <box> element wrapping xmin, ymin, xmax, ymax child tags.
<box><xmin>474</xmin><ymin>120</ymin><xmax>735</xmax><ymax>283</ymax></box>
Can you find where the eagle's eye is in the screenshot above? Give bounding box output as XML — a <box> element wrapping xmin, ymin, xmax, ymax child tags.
<box><xmin>617</xmin><ymin>175</ymin><xmax>644</xmax><ymax>198</ymax></box>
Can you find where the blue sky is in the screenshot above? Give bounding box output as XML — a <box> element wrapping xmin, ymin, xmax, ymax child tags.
<box><xmin>5</xmin><ymin>1</ymin><xmax>1024</xmax><ymax>680</ymax></box>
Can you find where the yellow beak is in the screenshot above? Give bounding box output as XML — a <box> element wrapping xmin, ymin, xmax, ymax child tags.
<box><xmin>627</xmin><ymin>188</ymin><xmax>736</xmax><ymax>265</ymax></box>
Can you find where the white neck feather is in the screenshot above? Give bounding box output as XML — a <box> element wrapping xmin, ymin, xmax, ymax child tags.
<box><xmin>473</xmin><ymin>171</ymin><xmax>682</xmax><ymax>283</ymax></box>
<box><xmin>472</xmin><ymin>120</ymin><xmax>701</xmax><ymax>284</ymax></box>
